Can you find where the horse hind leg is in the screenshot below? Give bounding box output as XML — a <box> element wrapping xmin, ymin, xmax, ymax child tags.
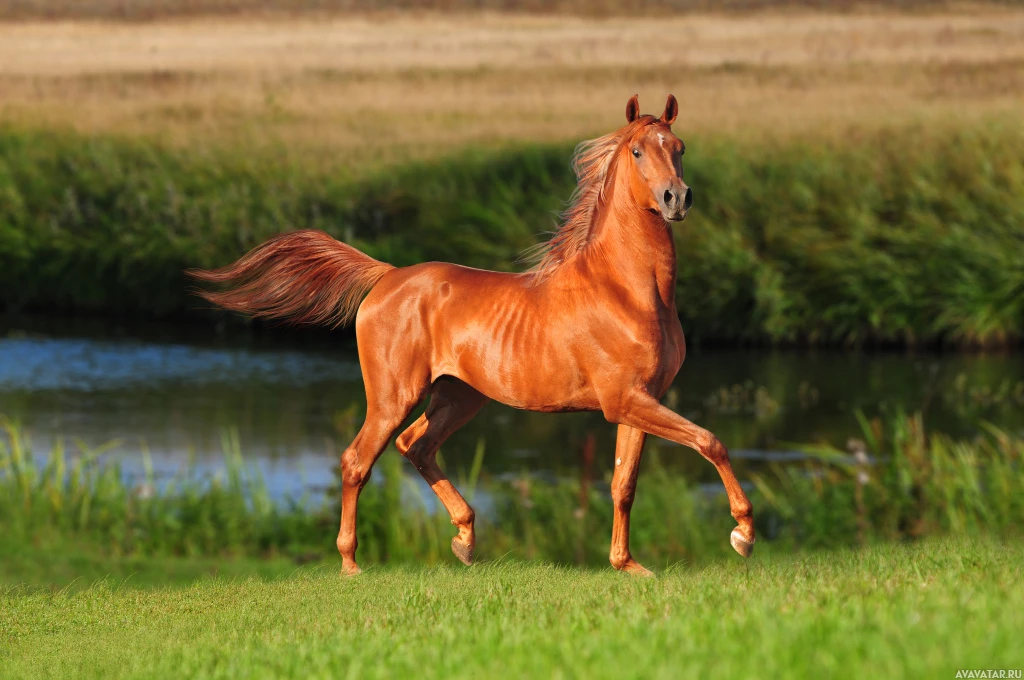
<box><xmin>395</xmin><ymin>377</ymin><xmax>488</xmax><ymax>566</ymax></box>
<box><xmin>337</xmin><ymin>393</ymin><xmax>426</xmax><ymax>576</ymax></box>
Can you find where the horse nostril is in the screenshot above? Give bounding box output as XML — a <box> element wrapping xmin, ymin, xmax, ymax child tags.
<box><xmin>683</xmin><ymin>187</ymin><xmax>693</xmax><ymax>210</ymax></box>
<box><xmin>664</xmin><ymin>189</ymin><xmax>675</xmax><ymax>206</ymax></box>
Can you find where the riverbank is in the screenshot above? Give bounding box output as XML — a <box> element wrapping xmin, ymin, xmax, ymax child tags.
<box><xmin>2</xmin><ymin>118</ymin><xmax>1023</xmax><ymax>346</ymax></box>
<box><xmin>3</xmin><ymin>411</ymin><xmax>1022</xmax><ymax>582</ymax></box>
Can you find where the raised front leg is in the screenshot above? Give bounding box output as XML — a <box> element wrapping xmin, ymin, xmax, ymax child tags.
<box><xmin>608</xmin><ymin>391</ymin><xmax>755</xmax><ymax>557</ymax></box>
<box><xmin>609</xmin><ymin>424</ymin><xmax>653</xmax><ymax>576</ymax></box>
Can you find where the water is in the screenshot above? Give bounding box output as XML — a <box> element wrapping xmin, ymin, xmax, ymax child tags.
<box><xmin>2</xmin><ymin>319</ymin><xmax>1023</xmax><ymax>500</ymax></box>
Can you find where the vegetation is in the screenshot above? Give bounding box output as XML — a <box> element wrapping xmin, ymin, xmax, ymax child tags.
<box><xmin>3</xmin><ymin>408</ymin><xmax>1021</xmax><ymax>674</ymax></box>
<box><xmin>2</xmin><ymin>119</ymin><xmax>1022</xmax><ymax>345</ymax></box>
<box><xmin>2</xmin><ymin>10</ymin><xmax>1020</xmax><ymax>345</ymax></box>
<box><xmin>3</xmin><ymin>410</ymin><xmax>1023</xmax><ymax>579</ymax></box>
<box><xmin>1</xmin><ymin>538</ymin><xmax>1021</xmax><ymax>679</ymax></box>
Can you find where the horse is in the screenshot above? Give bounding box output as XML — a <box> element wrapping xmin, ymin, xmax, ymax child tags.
<box><xmin>189</xmin><ymin>94</ymin><xmax>755</xmax><ymax>576</ymax></box>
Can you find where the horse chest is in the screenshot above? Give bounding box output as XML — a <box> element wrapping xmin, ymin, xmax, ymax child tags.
<box><xmin>610</xmin><ymin>310</ymin><xmax>685</xmax><ymax>388</ymax></box>
<box><xmin>649</xmin><ymin>322</ymin><xmax>686</xmax><ymax>384</ymax></box>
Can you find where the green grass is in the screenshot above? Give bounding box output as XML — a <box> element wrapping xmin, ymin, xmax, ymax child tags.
<box><xmin>0</xmin><ymin>539</ymin><xmax>306</xmax><ymax>592</ymax></box>
<box><xmin>1</xmin><ymin>537</ymin><xmax>1021</xmax><ymax>679</ymax></box>
<box><xmin>2</xmin><ymin>117</ymin><xmax>1023</xmax><ymax>345</ymax></box>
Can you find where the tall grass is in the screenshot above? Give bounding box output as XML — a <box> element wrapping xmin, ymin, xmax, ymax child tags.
<box><xmin>2</xmin><ymin>119</ymin><xmax>1022</xmax><ymax>345</ymax></box>
<box><xmin>0</xmin><ymin>419</ymin><xmax>329</xmax><ymax>557</ymax></box>
<box><xmin>752</xmin><ymin>412</ymin><xmax>1024</xmax><ymax>548</ymax></box>
<box><xmin>2</xmin><ymin>411</ymin><xmax>1022</xmax><ymax>567</ymax></box>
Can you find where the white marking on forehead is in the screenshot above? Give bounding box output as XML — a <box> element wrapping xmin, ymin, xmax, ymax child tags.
<box><xmin>658</xmin><ymin>133</ymin><xmax>665</xmax><ymax>147</ymax></box>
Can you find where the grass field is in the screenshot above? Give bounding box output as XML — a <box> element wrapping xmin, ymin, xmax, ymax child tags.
<box><xmin>1</xmin><ymin>10</ymin><xmax>1022</xmax><ymax>163</ymax></box>
<box><xmin>1</xmin><ymin>537</ymin><xmax>1022</xmax><ymax>679</ymax></box>
<box><xmin>0</xmin><ymin>0</ymin><xmax>990</xmax><ymax>21</ymax></box>
<box><xmin>0</xmin><ymin>540</ymin><xmax>304</xmax><ymax>593</ymax></box>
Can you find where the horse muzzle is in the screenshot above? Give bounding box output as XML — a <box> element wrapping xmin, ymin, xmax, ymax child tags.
<box><xmin>659</xmin><ymin>185</ymin><xmax>692</xmax><ymax>222</ymax></box>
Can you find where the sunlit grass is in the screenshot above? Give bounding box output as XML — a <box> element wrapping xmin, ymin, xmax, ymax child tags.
<box><xmin>1</xmin><ymin>538</ymin><xmax>1021</xmax><ymax>679</ymax></box>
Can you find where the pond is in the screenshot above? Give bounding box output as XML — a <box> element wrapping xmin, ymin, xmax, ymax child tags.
<box><xmin>2</xmin><ymin>318</ymin><xmax>1022</xmax><ymax>500</ymax></box>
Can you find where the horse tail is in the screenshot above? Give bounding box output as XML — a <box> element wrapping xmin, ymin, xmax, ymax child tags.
<box><xmin>187</xmin><ymin>229</ymin><xmax>394</xmax><ymax>328</ymax></box>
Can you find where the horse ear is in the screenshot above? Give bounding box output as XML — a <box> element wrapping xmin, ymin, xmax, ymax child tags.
<box><xmin>625</xmin><ymin>94</ymin><xmax>640</xmax><ymax>123</ymax></box>
<box><xmin>661</xmin><ymin>94</ymin><xmax>678</xmax><ymax>126</ymax></box>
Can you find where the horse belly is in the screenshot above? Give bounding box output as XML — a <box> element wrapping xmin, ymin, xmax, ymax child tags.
<box><xmin>484</xmin><ymin>371</ymin><xmax>600</xmax><ymax>413</ymax></box>
<box><xmin>442</xmin><ymin>341</ymin><xmax>600</xmax><ymax>413</ymax></box>
<box><xmin>433</xmin><ymin>308</ymin><xmax>601</xmax><ymax>413</ymax></box>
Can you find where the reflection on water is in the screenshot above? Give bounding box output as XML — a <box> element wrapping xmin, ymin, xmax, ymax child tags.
<box><xmin>2</xmin><ymin>321</ymin><xmax>1023</xmax><ymax>499</ymax></box>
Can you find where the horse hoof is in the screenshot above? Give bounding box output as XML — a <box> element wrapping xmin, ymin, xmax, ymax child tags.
<box><xmin>622</xmin><ymin>560</ymin><xmax>655</xmax><ymax>578</ymax></box>
<box><xmin>730</xmin><ymin>528</ymin><xmax>755</xmax><ymax>558</ymax></box>
<box><xmin>451</xmin><ymin>537</ymin><xmax>474</xmax><ymax>566</ymax></box>
<box><xmin>341</xmin><ymin>562</ymin><xmax>362</xmax><ymax>577</ymax></box>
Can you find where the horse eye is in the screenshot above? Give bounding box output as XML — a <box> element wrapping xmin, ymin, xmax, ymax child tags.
<box><xmin>632</xmin><ymin>149</ymin><xmax>641</xmax><ymax>158</ymax></box>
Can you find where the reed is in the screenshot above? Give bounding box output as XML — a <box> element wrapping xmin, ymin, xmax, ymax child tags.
<box><xmin>751</xmin><ymin>412</ymin><xmax>1024</xmax><ymax>549</ymax></box>
<box><xmin>0</xmin><ymin>418</ymin><xmax>329</xmax><ymax>557</ymax></box>
<box><xmin>2</xmin><ymin>411</ymin><xmax>1022</xmax><ymax>568</ymax></box>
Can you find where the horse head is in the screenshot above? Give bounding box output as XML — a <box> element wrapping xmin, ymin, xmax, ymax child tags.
<box><xmin>622</xmin><ymin>94</ymin><xmax>692</xmax><ymax>222</ymax></box>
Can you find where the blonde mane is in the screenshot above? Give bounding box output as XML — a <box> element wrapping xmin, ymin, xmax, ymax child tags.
<box><xmin>525</xmin><ymin>116</ymin><xmax>655</xmax><ymax>276</ymax></box>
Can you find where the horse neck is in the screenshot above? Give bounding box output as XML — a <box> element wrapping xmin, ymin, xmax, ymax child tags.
<box><xmin>580</xmin><ymin>155</ymin><xmax>679</xmax><ymax>310</ymax></box>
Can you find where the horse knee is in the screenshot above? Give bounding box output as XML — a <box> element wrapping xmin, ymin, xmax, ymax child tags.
<box><xmin>702</xmin><ymin>436</ymin><xmax>730</xmax><ymax>466</ymax></box>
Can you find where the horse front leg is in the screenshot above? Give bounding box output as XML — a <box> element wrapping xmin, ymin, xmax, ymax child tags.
<box><xmin>609</xmin><ymin>392</ymin><xmax>755</xmax><ymax>558</ymax></box>
<box><xmin>609</xmin><ymin>424</ymin><xmax>653</xmax><ymax>576</ymax></box>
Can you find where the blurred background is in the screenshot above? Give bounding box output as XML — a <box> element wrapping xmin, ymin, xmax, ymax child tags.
<box><xmin>1</xmin><ymin>1</ymin><xmax>1023</xmax><ymax>586</ymax></box>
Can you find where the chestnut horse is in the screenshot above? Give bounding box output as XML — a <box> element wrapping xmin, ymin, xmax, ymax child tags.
<box><xmin>190</xmin><ymin>94</ymin><xmax>755</xmax><ymax>576</ymax></box>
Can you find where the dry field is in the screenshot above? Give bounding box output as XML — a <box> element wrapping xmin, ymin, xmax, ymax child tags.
<box><xmin>1</xmin><ymin>8</ymin><xmax>1022</xmax><ymax>166</ymax></box>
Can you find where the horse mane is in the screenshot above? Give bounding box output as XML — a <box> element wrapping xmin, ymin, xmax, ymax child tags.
<box><xmin>524</xmin><ymin>115</ymin><xmax>656</xmax><ymax>276</ymax></box>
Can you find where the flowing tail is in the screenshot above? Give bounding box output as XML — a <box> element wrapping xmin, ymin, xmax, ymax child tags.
<box><xmin>187</xmin><ymin>230</ymin><xmax>394</xmax><ymax>327</ymax></box>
